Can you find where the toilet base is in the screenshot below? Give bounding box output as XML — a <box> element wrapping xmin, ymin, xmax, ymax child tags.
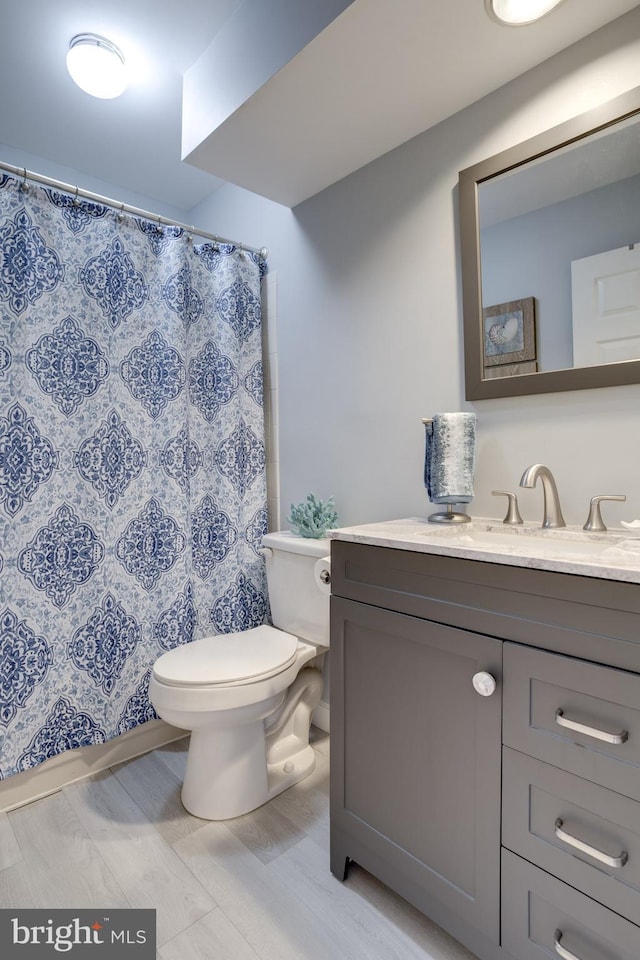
<box><xmin>265</xmin><ymin>666</ymin><xmax>323</xmax><ymax>801</ymax></box>
<box><xmin>181</xmin><ymin>716</ymin><xmax>271</xmax><ymax>821</ymax></box>
<box><xmin>181</xmin><ymin>733</ymin><xmax>318</xmax><ymax>821</ymax></box>
<box><xmin>180</xmin><ymin>666</ymin><xmax>324</xmax><ymax>821</ymax></box>
<box><xmin>267</xmin><ymin>742</ymin><xmax>317</xmax><ymax>800</ymax></box>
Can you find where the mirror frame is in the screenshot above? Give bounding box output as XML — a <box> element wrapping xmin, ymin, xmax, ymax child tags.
<box><xmin>459</xmin><ymin>86</ymin><xmax>640</xmax><ymax>400</ymax></box>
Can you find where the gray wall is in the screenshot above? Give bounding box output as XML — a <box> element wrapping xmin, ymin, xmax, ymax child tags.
<box><xmin>188</xmin><ymin>8</ymin><xmax>640</xmax><ymax>529</ymax></box>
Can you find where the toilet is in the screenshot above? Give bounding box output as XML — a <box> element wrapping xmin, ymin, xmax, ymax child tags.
<box><xmin>149</xmin><ymin>531</ymin><xmax>331</xmax><ymax>820</ymax></box>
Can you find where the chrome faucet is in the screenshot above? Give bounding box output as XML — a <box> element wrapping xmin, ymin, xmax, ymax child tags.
<box><xmin>519</xmin><ymin>464</ymin><xmax>566</xmax><ymax>528</ymax></box>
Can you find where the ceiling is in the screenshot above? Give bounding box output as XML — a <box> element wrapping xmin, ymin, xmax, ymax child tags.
<box><xmin>1</xmin><ymin>0</ymin><xmax>638</xmax><ymax>214</ymax></box>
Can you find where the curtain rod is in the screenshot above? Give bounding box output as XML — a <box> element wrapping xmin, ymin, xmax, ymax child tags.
<box><xmin>0</xmin><ymin>160</ymin><xmax>268</xmax><ymax>260</ymax></box>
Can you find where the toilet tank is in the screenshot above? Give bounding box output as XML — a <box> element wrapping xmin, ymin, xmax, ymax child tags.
<box><xmin>262</xmin><ymin>531</ymin><xmax>330</xmax><ymax>647</ymax></box>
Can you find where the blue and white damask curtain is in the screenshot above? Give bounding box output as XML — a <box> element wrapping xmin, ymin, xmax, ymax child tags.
<box><xmin>0</xmin><ymin>173</ymin><xmax>268</xmax><ymax>779</ymax></box>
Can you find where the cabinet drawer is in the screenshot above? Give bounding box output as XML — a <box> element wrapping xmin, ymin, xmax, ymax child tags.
<box><xmin>503</xmin><ymin>643</ymin><xmax>640</xmax><ymax>801</ymax></box>
<box><xmin>503</xmin><ymin>747</ymin><xmax>640</xmax><ymax>923</ymax></box>
<box><xmin>502</xmin><ymin>849</ymin><xmax>640</xmax><ymax>960</ymax></box>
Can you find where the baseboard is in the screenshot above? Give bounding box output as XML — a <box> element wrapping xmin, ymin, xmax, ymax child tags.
<box><xmin>0</xmin><ymin>720</ymin><xmax>187</xmax><ymax>814</ymax></box>
<box><xmin>312</xmin><ymin>698</ymin><xmax>330</xmax><ymax>733</ymax></box>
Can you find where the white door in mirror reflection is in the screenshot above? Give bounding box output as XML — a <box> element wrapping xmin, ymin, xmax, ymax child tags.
<box><xmin>572</xmin><ymin>244</ymin><xmax>640</xmax><ymax>367</ymax></box>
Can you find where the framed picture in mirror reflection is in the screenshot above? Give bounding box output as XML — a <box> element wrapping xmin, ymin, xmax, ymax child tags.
<box><xmin>482</xmin><ymin>297</ymin><xmax>537</xmax><ymax>379</ymax></box>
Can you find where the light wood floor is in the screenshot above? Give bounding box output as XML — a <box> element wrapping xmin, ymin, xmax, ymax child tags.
<box><xmin>0</xmin><ymin>729</ymin><xmax>475</xmax><ymax>960</ymax></box>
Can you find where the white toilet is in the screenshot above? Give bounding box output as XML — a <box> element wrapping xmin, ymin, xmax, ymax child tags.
<box><xmin>149</xmin><ymin>531</ymin><xmax>331</xmax><ymax>820</ymax></box>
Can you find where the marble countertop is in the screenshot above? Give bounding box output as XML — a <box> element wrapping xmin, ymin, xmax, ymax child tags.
<box><xmin>328</xmin><ymin>517</ymin><xmax>640</xmax><ymax>584</ymax></box>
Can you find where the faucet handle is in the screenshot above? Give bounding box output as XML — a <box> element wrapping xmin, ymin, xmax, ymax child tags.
<box><xmin>492</xmin><ymin>490</ymin><xmax>524</xmax><ymax>526</ymax></box>
<box><xmin>583</xmin><ymin>495</ymin><xmax>626</xmax><ymax>532</ymax></box>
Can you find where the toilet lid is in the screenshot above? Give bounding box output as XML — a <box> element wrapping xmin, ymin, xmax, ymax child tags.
<box><xmin>152</xmin><ymin>625</ymin><xmax>299</xmax><ymax>687</ymax></box>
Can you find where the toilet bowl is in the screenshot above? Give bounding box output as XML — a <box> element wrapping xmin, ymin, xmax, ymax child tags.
<box><xmin>149</xmin><ymin>532</ymin><xmax>330</xmax><ymax>820</ymax></box>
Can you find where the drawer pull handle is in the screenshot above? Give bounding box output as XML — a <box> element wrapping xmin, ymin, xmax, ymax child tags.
<box><xmin>555</xmin><ymin>708</ymin><xmax>628</xmax><ymax>745</ymax></box>
<box><xmin>554</xmin><ymin>818</ymin><xmax>628</xmax><ymax>868</ymax></box>
<box><xmin>554</xmin><ymin>930</ymin><xmax>583</xmax><ymax>960</ymax></box>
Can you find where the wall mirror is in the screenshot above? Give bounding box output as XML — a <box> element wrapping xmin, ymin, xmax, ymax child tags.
<box><xmin>459</xmin><ymin>87</ymin><xmax>640</xmax><ymax>399</ymax></box>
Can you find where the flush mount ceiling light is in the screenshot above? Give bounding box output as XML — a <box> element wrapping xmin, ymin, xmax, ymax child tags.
<box><xmin>485</xmin><ymin>0</ymin><xmax>566</xmax><ymax>25</ymax></box>
<box><xmin>66</xmin><ymin>34</ymin><xmax>127</xmax><ymax>99</ymax></box>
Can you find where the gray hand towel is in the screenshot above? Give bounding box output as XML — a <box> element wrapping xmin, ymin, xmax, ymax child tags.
<box><xmin>424</xmin><ymin>412</ymin><xmax>477</xmax><ymax>504</ymax></box>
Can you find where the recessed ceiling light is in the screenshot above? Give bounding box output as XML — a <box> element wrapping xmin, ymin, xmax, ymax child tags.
<box><xmin>66</xmin><ymin>34</ymin><xmax>127</xmax><ymax>99</ymax></box>
<box><xmin>485</xmin><ymin>0</ymin><xmax>566</xmax><ymax>25</ymax></box>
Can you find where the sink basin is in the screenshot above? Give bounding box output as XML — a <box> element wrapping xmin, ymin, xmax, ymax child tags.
<box><xmin>419</xmin><ymin>522</ymin><xmax>640</xmax><ymax>562</ymax></box>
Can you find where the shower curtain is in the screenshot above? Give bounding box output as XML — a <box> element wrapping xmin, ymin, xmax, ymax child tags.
<box><xmin>0</xmin><ymin>173</ymin><xmax>268</xmax><ymax>779</ymax></box>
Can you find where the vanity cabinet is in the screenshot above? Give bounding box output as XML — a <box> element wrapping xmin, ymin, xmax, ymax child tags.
<box><xmin>329</xmin><ymin>539</ymin><xmax>640</xmax><ymax>960</ymax></box>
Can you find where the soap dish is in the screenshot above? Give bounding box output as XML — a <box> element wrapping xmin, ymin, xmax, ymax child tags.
<box><xmin>621</xmin><ymin>520</ymin><xmax>640</xmax><ymax>529</ymax></box>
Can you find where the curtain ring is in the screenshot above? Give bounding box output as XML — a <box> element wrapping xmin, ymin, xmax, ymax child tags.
<box><xmin>187</xmin><ymin>225</ymin><xmax>194</xmax><ymax>243</ymax></box>
<box><xmin>19</xmin><ymin>167</ymin><xmax>28</xmax><ymax>193</ymax></box>
<box><xmin>73</xmin><ymin>185</ymin><xmax>80</xmax><ymax>207</ymax></box>
<box><xmin>117</xmin><ymin>203</ymin><xmax>125</xmax><ymax>223</ymax></box>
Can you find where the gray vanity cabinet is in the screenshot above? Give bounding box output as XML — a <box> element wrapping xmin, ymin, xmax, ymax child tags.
<box><xmin>329</xmin><ymin>538</ymin><xmax>640</xmax><ymax>960</ymax></box>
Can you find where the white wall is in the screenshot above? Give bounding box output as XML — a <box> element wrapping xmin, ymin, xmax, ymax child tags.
<box><xmin>188</xmin><ymin>8</ymin><xmax>640</xmax><ymax>530</ymax></box>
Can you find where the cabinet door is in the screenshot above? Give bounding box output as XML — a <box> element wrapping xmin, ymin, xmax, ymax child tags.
<box><xmin>330</xmin><ymin>596</ymin><xmax>502</xmax><ymax>942</ymax></box>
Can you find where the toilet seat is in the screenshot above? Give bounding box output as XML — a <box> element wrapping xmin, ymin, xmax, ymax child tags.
<box><xmin>152</xmin><ymin>625</ymin><xmax>299</xmax><ymax>689</ymax></box>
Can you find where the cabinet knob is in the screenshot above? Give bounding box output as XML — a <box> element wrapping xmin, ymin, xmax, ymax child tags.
<box><xmin>472</xmin><ymin>671</ymin><xmax>497</xmax><ymax>697</ymax></box>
